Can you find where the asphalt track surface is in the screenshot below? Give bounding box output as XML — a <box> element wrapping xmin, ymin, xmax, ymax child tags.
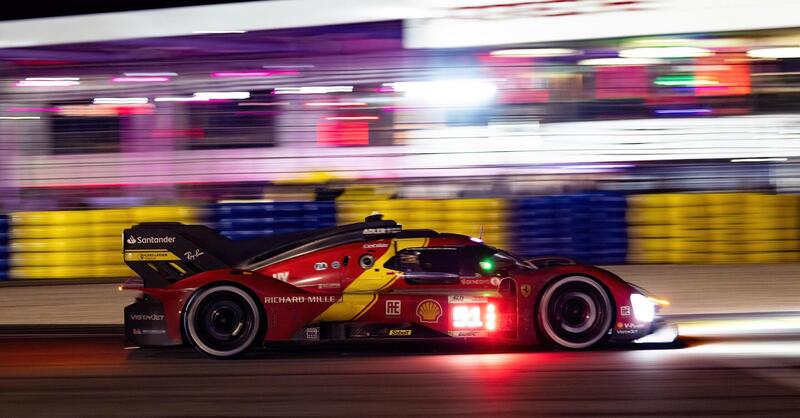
<box><xmin>3</xmin><ymin>325</ymin><xmax>800</xmax><ymax>417</ymax></box>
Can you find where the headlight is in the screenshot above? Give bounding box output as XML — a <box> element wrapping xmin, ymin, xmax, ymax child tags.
<box><xmin>630</xmin><ymin>293</ymin><xmax>655</xmax><ymax>322</ymax></box>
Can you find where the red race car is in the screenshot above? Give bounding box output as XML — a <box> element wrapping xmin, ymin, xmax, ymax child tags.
<box><xmin>122</xmin><ymin>214</ymin><xmax>676</xmax><ymax>358</ymax></box>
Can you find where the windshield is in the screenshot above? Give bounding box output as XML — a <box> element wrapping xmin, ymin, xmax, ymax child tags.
<box><xmin>465</xmin><ymin>245</ymin><xmax>534</xmax><ymax>277</ymax></box>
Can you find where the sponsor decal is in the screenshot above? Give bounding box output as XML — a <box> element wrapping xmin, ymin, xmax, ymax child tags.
<box><xmin>332</xmin><ymin>261</ymin><xmax>341</xmax><ymax>269</ymax></box>
<box><xmin>520</xmin><ymin>284</ymin><xmax>532</xmax><ymax>298</ymax></box>
<box><xmin>448</xmin><ymin>330</ymin><xmax>488</xmax><ymax>338</ymax></box>
<box><xmin>385</xmin><ymin>300</ymin><xmax>401</xmax><ymax>316</ymax></box>
<box><xmin>388</xmin><ymin>329</ymin><xmax>412</xmax><ymax>336</ymax></box>
<box><xmin>124</xmin><ymin>250</ymin><xmax>179</xmax><ymax>261</ymax></box>
<box><xmin>132</xmin><ymin>328</ymin><xmax>167</xmax><ymax>335</ymax></box>
<box><xmin>620</xmin><ymin>306</ymin><xmax>631</xmax><ymax>317</ymax></box>
<box><xmin>416</xmin><ymin>299</ymin><xmax>443</xmax><ymax>323</ymax></box>
<box><xmin>264</xmin><ymin>295</ymin><xmax>338</xmax><ymax>304</ymax></box>
<box><xmin>127</xmin><ymin>236</ymin><xmax>177</xmax><ymax>244</ymax></box>
<box><xmin>363</xmin><ymin>242</ymin><xmax>389</xmax><ymax>249</ymax></box>
<box><xmin>184</xmin><ymin>249</ymin><xmax>204</xmax><ymax>261</ymax></box>
<box><xmin>318</xmin><ymin>283</ymin><xmax>341</xmax><ymax>289</ymax></box>
<box><xmin>448</xmin><ymin>295</ymin><xmax>488</xmax><ymax>304</ymax></box>
<box><xmin>128</xmin><ymin>313</ymin><xmax>165</xmax><ymax>321</ymax></box>
<box><xmin>314</xmin><ymin>262</ymin><xmax>328</xmax><ymax>271</ymax></box>
<box><xmin>363</xmin><ymin>227</ymin><xmax>401</xmax><ymax>235</ymax></box>
<box><xmin>271</xmin><ymin>271</ymin><xmax>290</xmax><ymax>281</ymax></box>
<box><xmin>305</xmin><ymin>327</ymin><xmax>320</xmax><ymax>341</ymax></box>
<box><xmin>460</xmin><ymin>278</ymin><xmax>491</xmax><ymax>285</ymax></box>
<box><xmin>490</xmin><ymin>277</ymin><xmax>501</xmax><ymax>286</ymax></box>
<box><xmin>620</xmin><ymin>322</ymin><xmax>646</xmax><ymax>330</ymax></box>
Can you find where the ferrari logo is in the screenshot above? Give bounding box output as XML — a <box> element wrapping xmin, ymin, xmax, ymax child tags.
<box><xmin>520</xmin><ymin>284</ymin><xmax>532</xmax><ymax>298</ymax></box>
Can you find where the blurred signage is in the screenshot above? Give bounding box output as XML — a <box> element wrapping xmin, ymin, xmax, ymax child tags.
<box><xmin>404</xmin><ymin>0</ymin><xmax>800</xmax><ymax>48</ymax></box>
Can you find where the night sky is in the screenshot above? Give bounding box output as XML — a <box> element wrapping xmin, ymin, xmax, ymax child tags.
<box><xmin>2</xmin><ymin>1</ymin><xmax>265</xmax><ymax>21</ymax></box>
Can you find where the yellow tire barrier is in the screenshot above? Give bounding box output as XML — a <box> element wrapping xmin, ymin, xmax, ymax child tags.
<box><xmin>337</xmin><ymin>199</ymin><xmax>509</xmax><ymax>249</ymax></box>
<box><xmin>628</xmin><ymin>193</ymin><xmax>800</xmax><ymax>264</ymax></box>
<box><xmin>11</xmin><ymin>236</ymin><xmax>121</xmax><ymax>252</ymax></box>
<box><xmin>9</xmin><ymin>206</ymin><xmax>198</xmax><ymax>279</ymax></box>
<box><xmin>10</xmin><ymin>265</ymin><xmax>134</xmax><ymax>280</ymax></box>
<box><xmin>10</xmin><ymin>251</ymin><xmax>121</xmax><ymax>267</ymax></box>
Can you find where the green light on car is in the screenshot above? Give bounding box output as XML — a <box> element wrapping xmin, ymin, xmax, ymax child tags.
<box><xmin>479</xmin><ymin>259</ymin><xmax>494</xmax><ymax>271</ymax></box>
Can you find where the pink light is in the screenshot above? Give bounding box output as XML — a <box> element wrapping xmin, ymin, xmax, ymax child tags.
<box><xmin>211</xmin><ymin>71</ymin><xmax>271</xmax><ymax>77</ymax></box>
<box><xmin>305</xmin><ymin>102</ymin><xmax>367</xmax><ymax>107</ymax></box>
<box><xmin>111</xmin><ymin>77</ymin><xmax>170</xmax><ymax>83</ymax></box>
<box><xmin>324</xmin><ymin>116</ymin><xmax>378</xmax><ymax>121</ymax></box>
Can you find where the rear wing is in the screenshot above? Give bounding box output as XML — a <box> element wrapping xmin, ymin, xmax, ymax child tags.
<box><xmin>123</xmin><ymin>222</ymin><xmax>238</xmax><ymax>288</ymax></box>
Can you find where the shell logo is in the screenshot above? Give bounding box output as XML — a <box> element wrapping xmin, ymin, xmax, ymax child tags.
<box><xmin>416</xmin><ymin>299</ymin><xmax>443</xmax><ymax>323</ymax></box>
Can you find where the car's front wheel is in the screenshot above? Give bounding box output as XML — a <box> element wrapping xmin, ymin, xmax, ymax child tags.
<box><xmin>538</xmin><ymin>276</ymin><xmax>613</xmax><ymax>349</ymax></box>
<box><xmin>184</xmin><ymin>285</ymin><xmax>263</xmax><ymax>358</ymax></box>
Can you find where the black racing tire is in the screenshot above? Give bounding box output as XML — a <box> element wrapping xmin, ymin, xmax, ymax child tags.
<box><xmin>184</xmin><ymin>285</ymin><xmax>263</xmax><ymax>359</ymax></box>
<box><xmin>538</xmin><ymin>276</ymin><xmax>613</xmax><ymax>350</ymax></box>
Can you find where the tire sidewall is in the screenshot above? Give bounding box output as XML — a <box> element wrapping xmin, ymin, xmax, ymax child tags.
<box><xmin>184</xmin><ymin>285</ymin><xmax>262</xmax><ymax>358</ymax></box>
<box><xmin>537</xmin><ymin>275</ymin><xmax>614</xmax><ymax>350</ymax></box>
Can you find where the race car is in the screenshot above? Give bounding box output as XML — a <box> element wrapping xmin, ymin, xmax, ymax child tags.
<box><xmin>122</xmin><ymin>214</ymin><xmax>676</xmax><ymax>358</ymax></box>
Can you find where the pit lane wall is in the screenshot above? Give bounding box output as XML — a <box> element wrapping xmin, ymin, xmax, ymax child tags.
<box><xmin>0</xmin><ymin>192</ymin><xmax>798</xmax><ymax>280</ymax></box>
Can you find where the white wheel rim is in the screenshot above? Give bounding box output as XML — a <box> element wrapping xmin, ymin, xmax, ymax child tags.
<box><xmin>185</xmin><ymin>285</ymin><xmax>260</xmax><ymax>357</ymax></box>
<box><xmin>539</xmin><ymin>276</ymin><xmax>612</xmax><ymax>349</ymax></box>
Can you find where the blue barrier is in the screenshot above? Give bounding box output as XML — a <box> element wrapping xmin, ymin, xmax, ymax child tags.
<box><xmin>208</xmin><ymin>201</ymin><xmax>337</xmax><ymax>241</ymax></box>
<box><xmin>511</xmin><ymin>193</ymin><xmax>628</xmax><ymax>265</ymax></box>
<box><xmin>0</xmin><ymin>215</ymin><xmax>7</xmax><ymax>280</ymax></box>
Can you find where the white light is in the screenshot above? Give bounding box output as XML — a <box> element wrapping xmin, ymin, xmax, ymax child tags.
<box><xmin>747</xmin><ymin>47</ymin><xmax>800</xmax><ymax>59</ymax></box>
<box><xmin>386</xmin><ymin>79</ymin><xmax>497</xmax><ymax>106</ymax></box>
<box><xmin>0</xmin><ymin>116</ymin><xmax>40</xmax><ymax>120</ymax></box>
<box><xmin>93</xmin><ymin>97</ymin><xmax>149</xmax><ymax>104</ymax></box>
<box><xmin>490</xmin><ymin>48</ymin><xmax>580</xmax><ymax>58</ymax></box>
<box><xmin>452</xmin><ymin>306</ymin><xmax>483</xmax><ymax>328</ymax></box>
<box><xmin>24</xmin><ymin>77</ymin><xmax>80</xmax><ymax>81</ymax></box>
<box><xmin>192</xmin><ymin>30</ymin><xmax>247</xmax><ymax>34</ymax></box>
<box><xmin>274</xmin><ymin>86</ymin><xmax>353</xmax><ymax>95</ymax></box>
<box><xmin>630</xmin><ymin>293</ymin><xmax>655</xmax><ymax>322</ymax></box>
<box><xmin>155</xmin><ymin>92</ymin><xmax>250</xmax><ymax>102</ymax></box>
<box><xmin>730</xmin><ymin>157</ymin><xmax>788</xmax><ymax>163</ymax></box>
<box><xmin>619</xmin><ymin>47</ymin><xmax>713</xmax><ymax>58</ymax></box>
<box><xmin>154</xmin><ymin>96</ymin><xmax>206</xmax><ymax>102</ymax></box>
<box><xmin>578</xmin><ymin>58</ymin><xmax>663</xmax><ymax>66</ymax></box>
<box><xmin>194</xmin><ymin>91</ymin><xmax>250</xmax><ymax>100</ymax></box>
<box><xmin>122</xmin><ymin>72</ymin><xmax>178</xmax><ymax>77</ymax></box>
<box><xmin>16</xmin><ymin>79</ymin><xmax>80</xmax><ymax>87</ymax></box>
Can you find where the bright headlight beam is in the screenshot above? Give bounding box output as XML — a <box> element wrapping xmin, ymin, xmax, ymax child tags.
<box><xmin>630</xmin><ymin>293</ymin><xmax>655</xmax><ymax>322</ymax></box>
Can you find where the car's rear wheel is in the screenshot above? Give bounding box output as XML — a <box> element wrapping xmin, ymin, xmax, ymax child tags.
<box><xmin>538</xmin><ymin>276</ymin><xmax>613</xmax><ymax>349</ymax></box>
<box><xmin>184</xmin><ymin>285</ymin><xmax>263</xmax><ymax>358</ymax></box>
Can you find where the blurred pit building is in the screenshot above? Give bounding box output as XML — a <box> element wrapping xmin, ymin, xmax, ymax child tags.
<box><xmin>0</xmin><ymin>0</ymin><xmax>800</xmax><ymax>279</ymax></box>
